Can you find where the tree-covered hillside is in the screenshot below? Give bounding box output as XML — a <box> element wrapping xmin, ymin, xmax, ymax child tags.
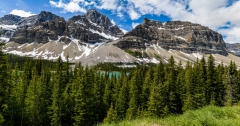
<box><xmin>1</xmin><ymin>43</ymin><xmax>240</xmax><ymax>125</ymax></box>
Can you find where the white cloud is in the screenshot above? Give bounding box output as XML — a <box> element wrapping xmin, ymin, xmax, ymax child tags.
<box><xmin>10</xmin><ymin>9</ymin><xmax>36</xmax><ymax>17</ymax></box>
<box><xmin>116</xmin><ymin>6</ymin><xmax>124</xmax><ymax>18</ymax></box>
<box><xmin>218</xmin><ymin>27</ymin><xmax>240</xmax><ymax>43</ymax></box>
<box><xmin>50</xmin><ymin>0</ymin><xmax>86</xmax><ymax>13</ymax></box>
<box><xmin>1</xmin><ymin>10</ymin><xmax>6</xmax><ymax>13</ymax></box>
<box><xmin>128</xmin><ymin>6</ymin><xmax>141</xmax><ymax>20</ymax></box>
<box><xmin>97</xmin><ymin>0</ymin><xmax>118</xmax><ymax>10</ymax></box>
<box><xmin>132</xmin><ymin>22</ymin><xmax>140</xmax><ymax>29</ymax></box>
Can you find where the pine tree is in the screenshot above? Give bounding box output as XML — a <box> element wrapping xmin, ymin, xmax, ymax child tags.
<box><xmin>147</xmin><ymin>84</ymin><xmax>164</xmax><ymax>117</ymax></box>
<box><xmin>103</xmin><ymin>103</ymin><xmax>117</xmax><ymax>123</ymax></box>
<box><xmin>103</xmin><ymin>74</ymin><xmax>114</xmax><ymax>113</ymax></box>
<box><xmin>0</xmin><ymin>44</ymin><xmax>11</xmax><ymax>124</ymax></box>
<box><xmin>164</xmin><ymin>56</ymin><xmax>180</xmax><ymax>114</ymax></box>
<box><xmin>141</xmin><ymin>66</ymin><xmax>154</xmax><ymax>111</ymax></box>
<box><xmin>153</xmin><ymin>60</ymin><xmax>165</xmax><ymax>86</ymax></box>
<box><xmin>72</xmin><ymin>65</ymin><xmax>88</xmax><ymax>126</ymax></box>
<box><xmin>214</xmin><ymin>63</ymin><xmax>225</xmax><ymax>106</ymax></box>
<box><xmin>92</xmin><ymin>73</ymin><xmax>105</xmax><ymax>124</ymax></box>
<box><xmin>39</xmin><ymin>69</ymin><xmax>52</xmax><ymax>125</ymax></box>
<box><xmin>50</xmin><ymin>57</ymin><xmax>64</xmax><ymax>126</ymax></box>
<box><xmin>224</xmin><ymin>61</ymin><xmax>239</xmax><ymax>106</ymax></box>
<box><xmin>206</xmin><ymin>55</ymin><xmax>217</xmax><ymax>105</ymax></box>
<box><xmin>195</xmin><ymin>57</ymin><xmax>208</xmax><ymax>107</ymax></box>
<box><xmin>24</xmin><ymin>69</ymin><xmax>41</xmax><ymax>125</ymax></box>
<box><xmin>61</xmin><ymin>82</ymin><xmax>74</xmax><ymax>126</ymax></box>
<box><xmin>183</xmin><ymin>61</ymin><xmax>194</xmax><ymax>111</ymax></box>
<box><xmin>6</xmin><ymin>63</ymin><xmax>21</xmax><ymax>125</ymax></box>
<box><xmin>175</xmin><ymin>61</ymin><xmax>184</xmax><ymax>112</ymax></box>
<box><xmin>126</xmin><ymin>70</ymin><xmax>141</xmax><ymax>120</ymax></box>
<box><xmin>115</xmin><ymin>77</ymin><xmax>129</xmax><ymax>120</ymax></box>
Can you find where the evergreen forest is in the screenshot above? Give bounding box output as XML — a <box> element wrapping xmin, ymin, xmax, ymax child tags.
<box><xmin>1</xmin><ymin>43</ymin><xmax>240</xmax><ymax>126</ymax></box>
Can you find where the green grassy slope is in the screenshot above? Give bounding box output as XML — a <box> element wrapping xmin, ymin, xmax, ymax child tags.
<box><xmin>99</xmin><ymin>106</ymin><xmax>240</xmax><ymax>126</ymax></box>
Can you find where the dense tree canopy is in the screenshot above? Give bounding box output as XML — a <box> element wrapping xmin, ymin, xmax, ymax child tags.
<box><xmin>1</xmin><ymin>48</ymin><xmax>240</xmax><ymax>125</ymax></box>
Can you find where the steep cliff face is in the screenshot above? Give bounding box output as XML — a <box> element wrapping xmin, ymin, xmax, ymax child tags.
<box><xmin>6</xmin><ymin>9</ymin><xmax>123</xmax><ymax>44</ymax></box>
<box><xmin>114</xmin><ymin>18</ymin><xmax>228</xmax><ymax>56</ymax></box>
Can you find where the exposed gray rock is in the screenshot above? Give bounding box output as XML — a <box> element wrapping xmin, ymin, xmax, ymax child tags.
<box><xmin>0</xmin><ymin>14</ymin><xmax>23</xmax><ymax>25</ymax></box>
<box><xmin>18</xmin><ymin>11</ymin><xmax>62</xmax><ymax>27</ymax></box>
<box><xmin>59</xmin><ymin>36</ymin><xmax>71</xmax><ymax>44</ymax></box>
<box><xmin>85</xmin><ymin>9</ymin><xmax>123</xmax><ymax>36</ymax></box>
<box><xmin>115</xmin><ymin>18</ymin><xmax>228</xmax><ymax>56</ymax></box>
<box><xmin>4</xmin><ymin>9</ymin><xmax>123</xmax><ymax>44</ymax></box>
<box><xmin>226</xmin><ymin>43</ymin><xmax>240</xmax><ymax>56</ymax></box>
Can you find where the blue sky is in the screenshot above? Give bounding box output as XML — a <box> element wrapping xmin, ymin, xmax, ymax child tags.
<box><xmin>1</xmin><ymin>0</ymin><xmax>240</xmax><ymax>43</ymax></box>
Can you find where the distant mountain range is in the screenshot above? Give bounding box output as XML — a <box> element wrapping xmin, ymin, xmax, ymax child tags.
<box><xmin>1</xmin><ymin>9</ymin><xmax>240</xmax><ymax>66</ymax></box>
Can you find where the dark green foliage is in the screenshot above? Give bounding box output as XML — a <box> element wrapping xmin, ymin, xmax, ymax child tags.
<box><xmin>125</xmin><ymin>49</ymin><xmax>148</xmax><ymax>58</ymax></box>
<box><xmin>1</xmin><ymin>50</ymin><xmax>240</xmax><ymax>125</ymax></box>
<box><xmin>104</xmin><ymin>104</ymin><xmax>117</xmax><ymax>123</ymax></box>
<box><xmin>0</xmin><ymin>44</ymin><xmax>10</xmax><ymax>125</ymax></box>
<box><xmin>93</xmin><ymin>62</ymin><xmax>136</xmax><ymax>72</ymax></box>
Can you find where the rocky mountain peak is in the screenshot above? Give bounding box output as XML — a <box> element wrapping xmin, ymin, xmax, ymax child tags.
<box><xmin>38</xmin><ymin>11</ymin><xmax>60</xmax><ymax>20</ymax></box>
<box><xmin>36</xmin><ymin>11</ymin><xmax>61</xmax><ymax>24</ymax></box>
<box><xmin>142</xmin><ymin>18</ymin><xmax>163</xmax><ymax>28</ymax></box>
<box><xmin>0</xmin><ymin>14</ymin><xmax>23</xmax><ymax>25</ymax></box>
<box><xmin>85</xmin><ymin>9</ymin><xmax>113</xmax><ymax>29</ymax></box>
<box><xmin>116</xmin><ymin>19</ymin><xmax>228</xmax><ymax>56</ymax></box>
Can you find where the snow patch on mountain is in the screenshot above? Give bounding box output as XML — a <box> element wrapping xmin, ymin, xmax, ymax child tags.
<box><xmin>175</xmin><ymin>36</ymin><xmax>186</xmax><ymax>41</ymax></box>
<box><xmin>89</xmin><ymin>29</ymin><xmax>118</xmax><ymax>40</ymax></box>
<box><xmin>120</xmin><ymin>28</ymin><xmax>128</xmax><ymax>34</ymax></box>
<box><xmin>0</xmin><ymin>25</ymin><xmax>18</xmax><ymax>30</ymax></box>
<box><xmin>0</xmin><ymin>37</ymin><xmax>10</xmax><ymax>42</ymax></box>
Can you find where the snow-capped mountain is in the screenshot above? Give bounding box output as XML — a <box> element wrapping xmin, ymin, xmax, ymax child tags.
<box><xmin>1</xmin><ymin>9</ymin><xmax>240</xmax><ymax>67</ymax></box>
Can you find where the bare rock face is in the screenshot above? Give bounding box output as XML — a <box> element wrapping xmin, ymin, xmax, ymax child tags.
<box><xmin>18</xmin><ymin>11</ymin><xmax>62</xmax><ymax>27</ymax></box>
<box><xmin>10</xmin><ymin>17</ymin><xmax>66</xmax><ymax>44</ymax></box>
<box><xmin>66</xmin><ymin>15</ymin><xmax>105</xmax><ymax>42</ymax></box>
<box><xmin>84</xmin><ymin>9</ymin><xmax>123</xmax><ymax>36</ymax></box>
<box><xmin>5</xmin><ymin>9</ymin><xmax>123</xmax><ymax>44</ymax></box>
<box><xmin>0</xmin><ymin>14</ymin><xmax>23</xmax><ymax>25</ymax></box>
<box><xmin>85</xmin><ymin>9</ymin><xmax>112</xmax><ymax>29</ymax></box>
<box><xmin>115</xmin><ymin>18</ymin><xmax>228</xmax><ymax>56</ymax></box>
<box><xmin>226</xmin><ymin>43</ymin><xmax>240</xmax><ymax>56</ymax></box>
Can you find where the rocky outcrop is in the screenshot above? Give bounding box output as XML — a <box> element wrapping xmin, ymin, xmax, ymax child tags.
<box><xmin>115</xmin><ymin>18</ymin><xmax>228</xmax><ymax>56</ymax></box>
<box><xmin>66</xmin><ymin>15</ymin><xmax>105</xmax><ymax>42</ymax></box>
<box><xmin>85</xmin><ymin>9</ymin><xmax>122</xmax><ymax>36</ymax></box>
